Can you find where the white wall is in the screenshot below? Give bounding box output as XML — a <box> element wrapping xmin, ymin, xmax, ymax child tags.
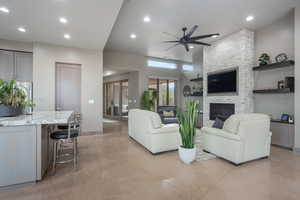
<box><xmin>295</xmin><ymin>6</ymin><xmax>300</xmax><ymax>151</ymax></box>
<box><xmin>103</xmin><ymin>50</ymin><xmax>188</xmax><ymax>109</ymax></box>
<box><xmin>33</xmin><ymin>43</ymin><xmax>103</xmax><ymax>133</ymax></box>
<box><xmin>254</xmin><ymin>11</ymin><xmax>295</xmax><ymax>119</ymax></box>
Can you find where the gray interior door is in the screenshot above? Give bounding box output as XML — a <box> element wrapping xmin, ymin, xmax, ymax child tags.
<box><xmin>55</xmin><ymin>63</ymin><xmax>81</xmax><ymax>113</ymax></box>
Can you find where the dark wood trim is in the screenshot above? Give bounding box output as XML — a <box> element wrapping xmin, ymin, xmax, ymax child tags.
<box><xmin>253</xmin><ymin>60</ymin><xmax>294</xmax><ymax>71</ymax></box>
<box><xmin>253</xmin><ymin>88</ymin><xmax>293</xmax><ymax>94</ymax></box>
<box><xmin>190</xmin><ymin>77</ymin><xmax>203</xmax><ymax>82</ymax></box>
<box><xmin>271</xmin><ymin>120</ymin><xmax>294</xmax><ymax>125</ymax></box>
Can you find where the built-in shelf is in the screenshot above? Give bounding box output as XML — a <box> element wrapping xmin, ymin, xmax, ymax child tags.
<box><xmin>253</xmin><ymin>60</ymin><xmax>294</xmax><ymax>71</ymax></box>
<box><xmin>271</xmin><ymin>119</ymin><xmax>294</xmax><ymax>125</ymax></box>
<box><xmin>190</xmin><ymin>77</ymin><xmax>203</xmax><ymax>82</ymax></box>
<box><xmin>253</xmin><ymin>88</ymin><xmax>293</xmax><ymax>94</ymax></box>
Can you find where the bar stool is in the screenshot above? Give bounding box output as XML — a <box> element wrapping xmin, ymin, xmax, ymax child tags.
<box><xmin>57</xmin><ymin>113</ymin><xmax>81</xmax><ymax>135</ymax></box>
<box><xmin>50</xmin><ymin>119</ymin><xmax>80</xmax><ymax>174</ymax></box>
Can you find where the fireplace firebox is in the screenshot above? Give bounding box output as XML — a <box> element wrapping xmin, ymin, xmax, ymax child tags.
<box><xmin>209</xmin><ymin>103</ymin><xmax>235</xmax><ymax>121</ymax></box>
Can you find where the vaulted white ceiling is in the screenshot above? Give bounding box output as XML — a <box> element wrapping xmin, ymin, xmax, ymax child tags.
<box><xmin>0</xmin><ymin>0</ymin><xmax>124</xmax><ymax>50</ymax></box>
<box><xmin>105</xmin><ymin>0</ymin><xmax>296</xmax><ymax>62</ymax></box>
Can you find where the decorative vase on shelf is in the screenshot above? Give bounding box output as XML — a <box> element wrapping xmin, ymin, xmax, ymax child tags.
<box><xmin>258</xmin><ymin>53</ymin><xmax>271</xmax><ymax>66</ymax></box>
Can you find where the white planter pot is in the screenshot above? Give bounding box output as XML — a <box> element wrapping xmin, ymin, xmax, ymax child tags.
<box><xmin>178</xmin><ymin>146</ymin><xmax>196</xmax><ymax>164</ymax></box>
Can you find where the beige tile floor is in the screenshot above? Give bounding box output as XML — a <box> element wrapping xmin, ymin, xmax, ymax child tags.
<box><xmin>1</xmin><ymin>121</ymin><xmax>300</xmax><ymax>200</ymax></box>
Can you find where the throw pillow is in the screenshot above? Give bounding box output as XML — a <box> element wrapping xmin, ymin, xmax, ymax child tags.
<box><xmin>212</xmin><ymin>117</ymin><xmax>224</xmax><ymax>129</ymax></box>
<box><xmin>163</xmin><ymin>110</ymin><xmax>175</xmax><ymax>117</ymax></box>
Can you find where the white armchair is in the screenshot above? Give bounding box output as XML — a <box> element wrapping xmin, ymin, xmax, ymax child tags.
<box><xmin>128</xmin><ymin>109</ymin><xmax>180</xmax><ymax>154</ymax></box>
<box><xmin>202</xmin><ymin>113</ymin><xmax>272</xmax><ymax>165</ymax></box>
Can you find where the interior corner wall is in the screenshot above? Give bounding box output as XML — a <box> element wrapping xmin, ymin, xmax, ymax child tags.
<box><xmin>254</xmin><ymin>10</ymin><xmax>295</xmax><ymax>120</ymax></box>
<box><xmin>202</xmin><ymin>29</ymin><xmax>255</xmax><ymax>126</ymax></box>
<box><xmin>294</xmin><ymin>6</ymin><xmax>300</xmax><ymax>151</ymax></box>
<box><xmin>33</xmin><ymin>43</ymin><xmax>103</xmax><ymax>133</ymax></box>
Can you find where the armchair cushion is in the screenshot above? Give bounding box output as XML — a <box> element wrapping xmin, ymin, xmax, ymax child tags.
<box><xmin>202</xmin><ymin>127</ymin><xmax>241</xmax><ymax>141</ymax></box>
<box><xmin>223</xmin><ymin>115</ymin><xmax>240</xmax><ymax>134</ymax></box>
<box><xmin>151</xmin><ymin>114</ymin><xmax>162</xmax><ymax>129</ymax></box>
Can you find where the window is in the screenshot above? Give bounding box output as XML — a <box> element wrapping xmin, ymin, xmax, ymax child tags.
<box><xmin>148</xmin><ymin>78</ymin><xmax>176</xmax><ymax>106</ymax></box>
<box><xmin>147</xmin><ymin>60</ymin><xmax>177</xmax><ymax>69</ymax></box>
<box><xmin>182</xmin><ymin>64</ymin><xmax>194</xmax><ymax>71</ymax></box>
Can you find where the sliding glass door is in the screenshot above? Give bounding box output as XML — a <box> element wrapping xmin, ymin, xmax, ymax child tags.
<box><xmin>103</xmin><ymin>80</ymin><xmax>128</xmax><ymax>118</ymax></box>
<box><xmin>148</xmin><ymin>78</ymin><xmax>177</xmax><ymax>107</ymax></box>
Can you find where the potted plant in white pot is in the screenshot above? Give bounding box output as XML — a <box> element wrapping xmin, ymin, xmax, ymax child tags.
<box><xmin>0</xmin><ymin>79</ymin><xmax>34</xmax><ymax>117</ymax></box>
<box><xmin>177</xmin><ymin>100</ymin><xmax>199</xmax><ymax>164</ymax></box>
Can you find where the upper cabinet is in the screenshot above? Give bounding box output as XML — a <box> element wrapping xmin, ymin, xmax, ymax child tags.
<box><xmin>0</xmin><ymin>50</ymin><xmax>33</xmax><ymax>82</ymax></box>
<box><xmin>15</xmin><ymin>52</ymin><xmax>33</xmax><ymax>82</ymax></box>
<box><xmin>0</xmin><ymin>50</ymin><xmax>14</xmax><ymax>80</ymax></box>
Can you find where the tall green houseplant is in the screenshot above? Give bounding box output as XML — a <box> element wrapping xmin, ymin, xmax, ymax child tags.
<box><xmin>141</xmin><ymin>89</ymin><xmax>158</xmax><ymax>111</ymax></box>
<box><xmin>177</xmin><ymin>101</ymin><xmax>200</xmax><ymax>149</ymax></box>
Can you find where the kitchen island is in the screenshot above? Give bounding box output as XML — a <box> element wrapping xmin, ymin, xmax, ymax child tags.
<box><xmin>0</xmin><ymin>111</ymin><xmax>73</xmax><ymax>188</ymax></box>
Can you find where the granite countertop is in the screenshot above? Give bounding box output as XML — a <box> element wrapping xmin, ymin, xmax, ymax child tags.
<box><xmin>0</xmin><ymin>111</ymin><xmax>73</xmax><ymax>127</ymax></box>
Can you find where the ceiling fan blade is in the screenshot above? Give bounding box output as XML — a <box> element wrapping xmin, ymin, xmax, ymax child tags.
<box><xmin>162</xmin><ymin>40</ymin><xmax>180</xmax><ymax>43</ymax></box>
<box><xmin>188</xmin><ymin>41</ymin><xmax>211</xmax><ymax>46</ymax></box>
<box><xmin>184</xmin><ymin>44</ymin><xmax>190</xmax><ymax>52</ymax></box>
<box><xmin>162</xmin><ymin>32</ymin><xmax>180</xmax><ymax>39</ymax></box>
<box><xmin>165</xmin><ymin>43</ymin><xmax>180</xmax><ymax>51</ymax></box>
<box><xmin>190</xmin><ymin>33</ymin><xmax>220</xmax><ymax>40</ymax></box>
<box><xmin>186</xmin><ymin>25</ymin><xmax>199</xmax><ymax>37</ymax></box>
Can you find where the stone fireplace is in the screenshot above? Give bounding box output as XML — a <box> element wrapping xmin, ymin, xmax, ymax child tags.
<box><xmin>202</xmin><ymin>29</ymin><xmax>254</xmax><ymax>126</ymax></box>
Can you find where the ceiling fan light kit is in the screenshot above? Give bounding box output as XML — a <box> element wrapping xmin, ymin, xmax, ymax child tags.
<box><xmin>163</xmin><ymin>25</ymin><xmax>220</xmax><ymax>52</ymax></box>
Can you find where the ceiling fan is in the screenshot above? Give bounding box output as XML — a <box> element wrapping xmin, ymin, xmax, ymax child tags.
<box><xmin>163</xmin><ymin>25</ymin><xmax>220</xmax><ymax>52</ymax></box>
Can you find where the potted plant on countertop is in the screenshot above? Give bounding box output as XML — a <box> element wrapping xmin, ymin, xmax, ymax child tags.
<box><xmin>177</xmin><ymin>100</ymin><xmax>199</xmax><ymax>164</ymax></box>
<box><xmin>0</xmin><ymin>79</ymin><xmax>34</xmax><ymax>117</ymax></box>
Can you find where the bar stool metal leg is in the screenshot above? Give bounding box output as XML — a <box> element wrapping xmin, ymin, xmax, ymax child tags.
<box><xmin>73</xmin><ymin>138</ymin><xmax>78</xmax><ymax>169</ymax></box>
<box><xmin>52</xmin><ymin>140</ymin><xmax>58</xmax><ymax>174</ymax></box>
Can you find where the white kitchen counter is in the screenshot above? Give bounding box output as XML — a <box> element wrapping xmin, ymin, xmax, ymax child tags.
<box><xmin>0</xmin><ymin>111</ymin><xmax>74</xmax><ymax>188</ymax></box>
<box><xmin>0</xmin><ymin>111</ymin><xmax>73</xmax><ymax>127</ymax></box>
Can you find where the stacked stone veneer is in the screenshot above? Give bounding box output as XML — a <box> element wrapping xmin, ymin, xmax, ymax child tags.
<box><xmin>202</xmin><ymin>29</ymin><xmax>255</xmax><ymax>126</ymax></box>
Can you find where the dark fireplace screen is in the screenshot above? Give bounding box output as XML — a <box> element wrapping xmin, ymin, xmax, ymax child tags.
<box><xmin>209</xmin><ymin>103</ymin><xmax>235</xmax><ymax>121</ymax></box>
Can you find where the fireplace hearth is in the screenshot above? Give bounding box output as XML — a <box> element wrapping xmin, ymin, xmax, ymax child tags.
<box><xmin>209</xmin><ymin>103</ymin><xmax>235</xmax><ymax>121</ymax></box>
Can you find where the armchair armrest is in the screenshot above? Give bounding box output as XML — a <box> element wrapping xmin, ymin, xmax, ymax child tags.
<box><xmin>201</xmin><ymin>127</ymin><xmax>241</xmax><ymax>141</ymax></box>
<box><xmin>151</xmin><ymin>124</ymin><xmax>179</xmax><ymax>134</ymax></box>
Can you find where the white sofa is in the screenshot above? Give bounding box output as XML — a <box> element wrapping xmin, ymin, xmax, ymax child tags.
<box><xmin>202</xmin><ymin>113</ymin><xmax>272</xmax><ymax>165</ymax></box>
<box><xmin>128</xmin><ymin>109</ymin><xmax>180</xmax><ymax>154</ymax></box>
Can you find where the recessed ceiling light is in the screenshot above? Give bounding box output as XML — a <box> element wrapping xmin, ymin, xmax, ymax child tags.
<box><xmin>143</xmin><ymin>16</ymin><xmax>151</xmax><ymax>22</ymax></box>
<box><xmin>64</xmin><ymin>34</ymin><xmax>71</xmax><ymax>39</ymax></box>
<box><xmin>246</xmin><ymin>15</ymin><xmax>254</xmax><ymax>22</ymax></box>
<box><xmin>130</xmin><ymin>34</ymin><xmax>137</xmax><ymax>39</ymax></box>
<box><xmin>190</xmin><ymin>46</ymin><xmax>194</xmax><ymax>49</ymax></box>
<box><xmin>18</xmin><ymin>27</ymin><xmax>26</xmax><ymax>32</ymax></box>
<box><xmin>59</xmin><ymin>17</ymin><xmax>68</xmax><ymax>24</ymax></box>
<box><xmin>0</xmin><ymin>7</ymin><xmax>9</xmax><ymax>13</ymax></box>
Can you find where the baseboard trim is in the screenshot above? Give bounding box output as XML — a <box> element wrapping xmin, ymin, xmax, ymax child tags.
<box><xmin>293</xmin><ymin>147</ymin><xmax>300</xmax><ymax>155</ymax></box>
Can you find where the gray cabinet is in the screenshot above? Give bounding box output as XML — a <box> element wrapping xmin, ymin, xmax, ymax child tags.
<box><xmin>0</xmin><ymin>50</ymin><xmax>14</xmax><ymax>80</ymax></box>
<box><xmin>0</xmin><ymin>50</ymin><xmax>33</xmax><ymax>81</ymax></box>
<box><xmin>0</xmin><ymin>126</ymin><xmax>37</xmax><ymax>187</ymax></box>
<box><xmin>15</xmin><ymin>52</ymin><xmax>33</xmax><ymax>81</ymax></box>
<box><xmin>271</xmin><ymin>122</ymin><xmax>294</xmax><ymax>149</ymax></box>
